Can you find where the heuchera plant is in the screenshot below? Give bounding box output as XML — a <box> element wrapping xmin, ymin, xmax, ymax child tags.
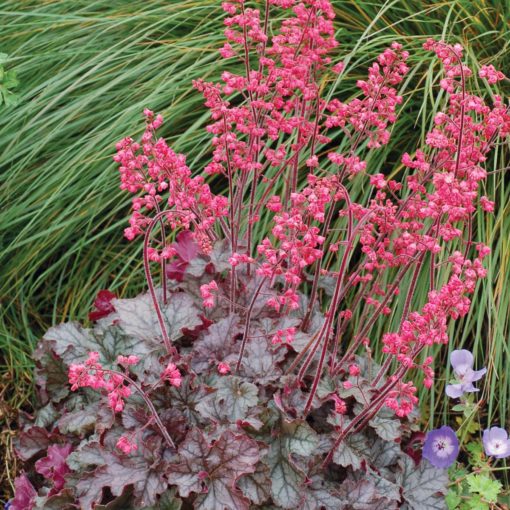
<box><xmin>11</xmin><ymin>1</ymin><xmax>510</xmax><ymax>509</ymax></box>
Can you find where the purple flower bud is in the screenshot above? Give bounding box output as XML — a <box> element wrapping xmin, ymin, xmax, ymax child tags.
<box><xmin>483</xmin><ymin>427</ymin><xmax>510</xmax><ymax>459</ymax></box>
<box><xmin>445</xmin><ymin>349</ymin><xmax>486</xmax><ymax>399</ymax></box>
<box><xmin>422</xmin><ymin>426</ymin><xmax>459</xmax><ymax>468</ymax></box>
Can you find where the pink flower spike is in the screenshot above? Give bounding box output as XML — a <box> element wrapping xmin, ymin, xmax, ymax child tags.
<box><xmin>218</xmin><ymin>361</ymin><xmax>231</xmax><ymax>375</ymax></box>
<box><xmin>331</xmin><ymin>395</ymin><xmax>347</xmax><ymax>414</ymax></box>
<box><xmin>348</xmin><ymin>364</ymin><xmax>360</xmax><ymax>377</ymax></box>
<box><xmin>117</xmin><ymin>355</ymin><xmax>140</xmax><ymax>366</ymax></box>
<box><xmin>200</xmin><ymin>280</ymin><xmax>219</xmax><ymax>308</ymax></box>
<box><xmin>479</xmin><ymin>64</ymin><xmax>506</xmax><ymax>85</ymax></box>
<box><xmin>480</xmin><ymin>196</ymin><xmax>495</xmax><ymax>213</ymax></box>
<box><xmin>116</xmin><ymin>436</ymin><xmax>138</xmax><ymax>455</ymax></box>
<box><xmin>163</xmin><ymin>362</ymin><xmax>183</xmax><ymax>387</ymax></box>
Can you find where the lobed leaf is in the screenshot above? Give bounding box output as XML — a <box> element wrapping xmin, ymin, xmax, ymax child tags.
<box><xmin>168</xmin><ymin>428</ymin><xmax>259</xmax><ymax>510</ymax></box>
<box><xmin>398</xmin><ymin>455</ymin><xmax>449</xmax><ymax>510</ymax></box>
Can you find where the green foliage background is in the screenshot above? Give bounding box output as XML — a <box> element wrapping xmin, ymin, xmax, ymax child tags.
<box><xmin>0</xmin><ymin>0</ymin><xmax>509</xmax><ymax>484</ymax></box>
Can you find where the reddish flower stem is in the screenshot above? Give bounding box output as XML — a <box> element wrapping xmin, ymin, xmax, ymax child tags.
<box><xmin>104</xmin><ymin>369</ymin><xmax>175</xmax><ymax>450</ymax></box>
<box><xmin>235</xmin><ymin>276</ymin><xmax>268</xmax><ymax>373</ymax></box>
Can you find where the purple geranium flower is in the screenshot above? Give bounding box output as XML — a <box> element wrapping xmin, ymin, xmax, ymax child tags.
<box><xmin>445</xmin><ymin>349</ymin><xmax>486</xmax><ymax>399</ymax></box>
<box><xmin>422</xmin><ymin>426</ymin><xmax>459</xmax><ymax>468</ymax></box>
<box><xmin>483</xmin><ymin>427</ymin><xmax>510</xmax><ymax>459</ymax></box>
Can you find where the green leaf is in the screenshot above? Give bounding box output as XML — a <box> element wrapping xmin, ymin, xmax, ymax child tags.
<box><xmin>466</xmin><ymin>474</ymin><xmax>502</xmax><ymax>503</ymax></box>
<box><xmin>2</xmin><ymin>89</ymin><xmax>20</xmax><ymax>106</ymax></box>
<box><xmin>465</xmin><ymin>494</ymin><xmax>490</xmax><ymax>510</ymax></box>
<box><xmin>0</xmin><ymin>53</ymin><xmax>7</xmax><ymax>64</ymax></box>
<box><xmin>445</xmin><ymin>489</ymin><xmax>462</xmax><ymax>509</ymax></box>
<box><xmin>398</xmin><ymin>455</ymin><xmax>449</xmax><ymax>510</ymax></box>
<box><xmin>465</xmin><ymin>442</ymin><xmax>486</xmax><ymax>468</ymax></box>
<box><xmin>4</xmin><ymin>69</ymin><xmax>19</xmax><ymax>89</ymax></box>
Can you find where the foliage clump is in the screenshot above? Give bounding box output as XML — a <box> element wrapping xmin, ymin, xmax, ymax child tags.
<box><xmin>14</xmin><ymin>251</ymin><xmax>449</xmax><ymax>509</ymax></box>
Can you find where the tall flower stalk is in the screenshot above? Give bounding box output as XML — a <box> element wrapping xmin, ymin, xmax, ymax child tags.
<box><xmin>112</xmin><ymin>0</ymin><xmax>509</xmax><ymax>462</ymax></box>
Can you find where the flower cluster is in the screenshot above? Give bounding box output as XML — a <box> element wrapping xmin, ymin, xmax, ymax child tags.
<box><xmin>68</xmin><ymin>352</ymin><xmax>134</xmax><ymax>413</ymax></box>
<box><xmin>114</xmin><ymin>109</ymin><xmax>228</xmax><ymax>254</ymax></box>
<box><xmin>115</xmin><ymin>5</ymin><xmax>510</xmax><ymax>460</ymax></box>
<box><xmin>479</xmin><ymin>64</ymin><xmax>506</xmax><ymax>85</ymax></box>
<box><xmin>200</xmin><ymin>280</ymin><xmax>219</xmax><ymax>308</ymax></box>
<box><xmin>162</xmin><ymin>361</ymin><xmax>183</xmax><ymax>387</ymax></box>
<box><xmin>12</xmin><ymin>1</ymin><xmax>509</xmax><ymax>508</ymax></box>
<box><xmin>111</xmin><ymin>0</ymin><xmax>510</xmax><ymax>471</ymax></box>
<box><xmin>326</xmin><ymin>42</ymin><xmax>409</xmax><ymax>149</ymax></box>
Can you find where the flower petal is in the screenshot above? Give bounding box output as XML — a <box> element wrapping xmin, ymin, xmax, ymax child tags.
<box><xmin>450</xmin><ymin>349</ymin><xmax>473</xmax><ymax>371</ymax></box>
<box><xmin>495</xmin><ymin>440</ymin><xmax>510</xmax><ymax>459</ymax></box>
<box><xmin>486</xmin><ymin>427</ymin><xmax>508</xmax><ymax>442</ymax></box>
<box><xmin>445</xmin><ymin>383</ymin><xmax>464</xmax><ymax>399</ymax></box>
<box><xmin>461</xmin><ymin>383</ymin><xmax>479</xmax><ymax>394</ymax></box>
<box><xmin>470</xmin><ymin>367</ymin><xmax>487</xmax><ymax>382</ymax></box>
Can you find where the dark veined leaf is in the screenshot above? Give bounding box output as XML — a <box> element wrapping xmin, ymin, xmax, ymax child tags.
<box><xmin>192</xmin><ymin>314</ymin><xmax>241</xmax><ymax>372</ymax></box>
<box><xmin>240</xmin><ymin>333</ymin><xmax>286</xmax><ymax>384</ymax></box>
<box><xmin>33</xmin><ymin>490</ymin><xmax>75</xmax><ymax>510</ymax></box>
<box><xmin>196</xmin><ymin>376</ymin><xmax>259</xmax><ymax>423</ymax></box>
<box><xmin>113</xmin><ymin>291</ymin><xmax>201</xmax><ymax>342</ymax></box>
<box><xmin>73</xmin><ymin>440</ymin><xmax>168</xmax><ymax>509</ymax></box>
<box><xmin>302</xmin><ymin>475</ymin><xmax>345</xmax><ymax>510</ymax></box>
<box><xmin>354</xmin><ymin>466</ymin><xmax>400</xmax><ymax>503</ymax></box>
<box><xmin>369</xmin><ymin>408</ymin><xmax>402</xmax><ymax>441</ymax></box>
<box><xmin>237</xmin><ymin>462</ymin><xmax>272</xmax><ymax>506</ymax></box>
<box><xmin>398</xmin><ymin>455</ymin><xmax>449</xmax><ymax>510</ymax></box>
<box><xmin>263</xmin><ymin>417</ymin><xmax>319</xmax><ymax>509</ymax></box>
<box><xmin>168</xmin><ymin>428</ymin><xmax>259</xmax><ymax>510</ymax></box>
<box><xmin>332</xmin><ymin>433</ymin><xmax>368</xmax><ymax>471</ymax></box>
<box><xmin>336</xmin><ymin>477</ymin><xmax>397</xmax><ymax>510</ymax></box>
<box><xmin>209</xmin><ymin>240</ymin><xmax>232</xmax><ymax>273</ymax></box>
